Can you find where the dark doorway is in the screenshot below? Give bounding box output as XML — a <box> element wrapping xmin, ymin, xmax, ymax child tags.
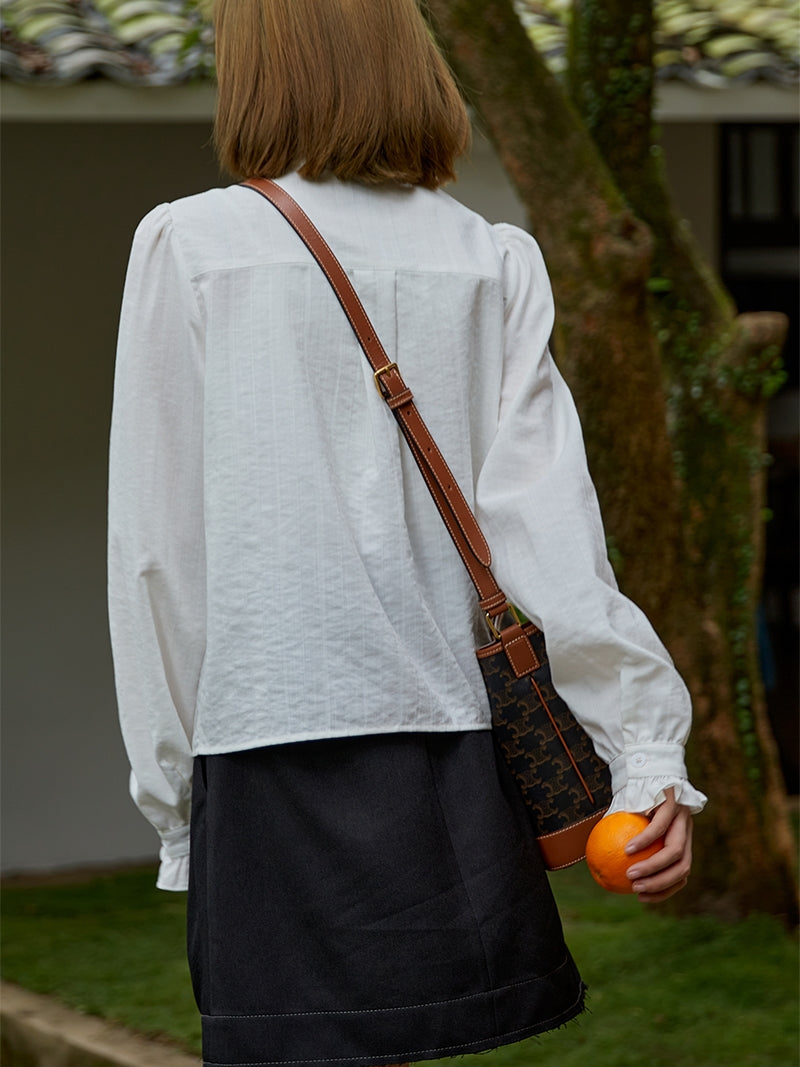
<box><xmin>721</xmin><ymin>121</ymin><xmax>799</xmax><ymax>793</ymax></box>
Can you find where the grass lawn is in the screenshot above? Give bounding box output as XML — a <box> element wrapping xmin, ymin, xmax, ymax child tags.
<box><xmin>1</xmin><ymin>862</ymin><xmax>797</xmax><ymax>1066</ymax></box>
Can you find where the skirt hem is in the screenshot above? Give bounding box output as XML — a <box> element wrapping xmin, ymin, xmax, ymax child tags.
<box><xmin>200</xmin><ymin>960</ymin><xmax>586</xmax><ymax>1066</ymax></box>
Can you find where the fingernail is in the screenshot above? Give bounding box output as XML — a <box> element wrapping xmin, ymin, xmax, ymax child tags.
<box><xmin>624</xmin><ymin>843</ymin><xmax>637</xmax><ymax>854</ymax></box>
<box><xmin>632</xmin><ymin>882</ymin><xmax>646</xmax><ymax>893</ymax></box>
<box><xmin>627</xmin><ymin>866</ymin><xmax>641</xmax><ymax>880</ymax></box>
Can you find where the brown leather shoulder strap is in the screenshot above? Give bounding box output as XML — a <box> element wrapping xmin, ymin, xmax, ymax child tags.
<box><xmin>241</xmin><ymin>177</ymin><xmax>510</xmax><ymax>618</ymax></box>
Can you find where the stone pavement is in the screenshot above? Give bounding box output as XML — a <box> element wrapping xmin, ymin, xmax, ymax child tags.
<box><xmin>0</xmin><ymin>982</ymin><xmax>200</xmax><ymax>1067</ymax></box>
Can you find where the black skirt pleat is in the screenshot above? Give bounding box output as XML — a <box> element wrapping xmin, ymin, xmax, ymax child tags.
<box><xmin>187</xmin><ymin>730</ymin><xmax>584</xmax><ymax>1067</ymax></box>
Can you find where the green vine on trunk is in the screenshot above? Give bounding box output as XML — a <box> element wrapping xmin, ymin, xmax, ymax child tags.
<box><xmin>654</xmin><ymin>285</ymin><xmax>786</xmax><ymax>794</ymax></box>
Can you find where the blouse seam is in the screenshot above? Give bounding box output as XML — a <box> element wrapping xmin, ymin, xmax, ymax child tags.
<box><xmin>163</xmin><ymin>204</ymin><xmax>208</xmax><ymax>325</ymax></box>
<box><xmin>185</xmin><ymin>260</ymin><xmax>504</xmax><ymax>289</ymax></box>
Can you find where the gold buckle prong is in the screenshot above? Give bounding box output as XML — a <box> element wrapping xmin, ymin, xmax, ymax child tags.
<box><xmin>373</xmin><ymin>362</ymin><xmax>398</xmax><ymax>396</ymax></box>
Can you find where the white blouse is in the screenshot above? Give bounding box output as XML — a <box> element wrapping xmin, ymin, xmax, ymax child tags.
<box><xmin>108</xmin><ymin>173</ymin><xmax>706</xmax><ymax>890</ymax></box>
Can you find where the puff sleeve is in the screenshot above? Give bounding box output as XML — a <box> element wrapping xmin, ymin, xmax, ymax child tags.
<box><xmin>108</xmin><ymin>204</ymin><xmax>206</xmax><ymax>890</ymax></box>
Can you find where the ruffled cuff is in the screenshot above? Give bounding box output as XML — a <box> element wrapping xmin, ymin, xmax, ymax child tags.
<box><xmin>155</xmin><ymin>825</ymin><xmax>190</xmax><ymax>892</ymax></box>
<box><xmin>608</xmin><ymin>743</ymin><xmax>707</xmax><ymax>815</ymax></box>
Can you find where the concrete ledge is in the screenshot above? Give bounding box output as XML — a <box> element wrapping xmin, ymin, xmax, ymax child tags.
<box><xmin>0</xmin><ymin>983</ymin><xmax>200</xmax><ymax>1067</ymax></box>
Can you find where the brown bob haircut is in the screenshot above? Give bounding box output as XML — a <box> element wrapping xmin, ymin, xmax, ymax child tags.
<box><xmin>213</xmin><ymin>0</ymin><xmax>470</xmax><ymax>189</ymax></box>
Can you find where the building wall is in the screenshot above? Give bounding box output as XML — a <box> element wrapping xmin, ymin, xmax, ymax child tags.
<box><xmin>1</xmin><ymin>123</ymin><xmax>223</xmax><ymax>872</ymax></box>
<box><xmin>660</xmin><ymin>123</ymin><xmax>719</xmax><ymax>268</ymax></box>
<box><xmin>0</xmin><ymin>118</ymin><xmax>715</xmax><ymax>874</ymax></box>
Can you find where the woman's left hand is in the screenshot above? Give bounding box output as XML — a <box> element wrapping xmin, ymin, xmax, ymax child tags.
<box><xmin>624</xmin><ymin>787</ymin><xmax>693</xmax><ymax>903</ymax></box>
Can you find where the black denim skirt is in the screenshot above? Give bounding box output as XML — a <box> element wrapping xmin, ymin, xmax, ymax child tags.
<box><xmin>187</xmin><ymin>730</ymin><xmax>585</xmax><ymax>1067</ymax></box>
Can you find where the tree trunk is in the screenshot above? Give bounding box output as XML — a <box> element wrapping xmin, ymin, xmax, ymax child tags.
<box><xmin>566</xmin><ymin>0</ymin><xmax>796</xmax><ymax>921</ymax></box>
<box><xmin>425</xmin><ymin>0</ymin><xmax>683</xmax><ymax>617</ymax></box>
<box><xmin>425</xmin><ymin>0</ymin><xmax>798</xmax><ymax>921</ymax></box>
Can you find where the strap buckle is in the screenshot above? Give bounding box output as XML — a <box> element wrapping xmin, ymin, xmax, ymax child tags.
<box><xmin>373</xmin><ymin>362</ymin><xmax>398</xmax><ymax>397</ymax></box>
<box><xmin>485</xmin><ymin>603</ymin><xmax>523</xmax><ymax>640</ymax></box>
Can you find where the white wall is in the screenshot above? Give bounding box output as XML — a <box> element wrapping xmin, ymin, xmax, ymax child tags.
<box><xmin>1</xmin><ymin>123</ymin><xmax>223</xmax><ymax>872</ymax></box>
<box><xmin>660</xmin><ymin>122</ymin><xmax>719</xmax><ymax>268</ymax></box>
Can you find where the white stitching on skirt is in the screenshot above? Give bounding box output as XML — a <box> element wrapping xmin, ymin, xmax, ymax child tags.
<box><xmin>202</xmin><ymin>987</ymin><xmax>584</xmax><ymax>1064</ymax></box>
<box><xmin>202</xmin><ymin>954</ymin><xmax>572</xmax><ymax>1020</ymax></box>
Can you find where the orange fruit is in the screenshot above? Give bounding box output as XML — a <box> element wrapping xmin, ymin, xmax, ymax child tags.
<box><xmin>585</xmin><ymin>812</ymin><xmax>664</xmax><ymax>894</ymax></box>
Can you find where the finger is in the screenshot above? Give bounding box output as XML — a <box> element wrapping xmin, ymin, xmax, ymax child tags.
<box><xmin>631</xmin><ymin>852</ymin><xmax>690</xmax><ymax>892</ymax></box>
<box><xmin>647</xmin><ymin>787</ymin><xmax>679</xmax><ymax>835</ymax></box>
<box><xmin>631</xmin><ymin>821</ymin><xmax>693</xmax><ymax>898</ymax></box>
<box><xmin>626</xmin><ymin>821</ymin><xmax>665</xmax><ymax>854</ymax></box>
<box><xmin>625</xmin><ymin>788</ymin><xmax>677</xmax><ymax>853</ymax></box>
<box><xmin>627</xmin><ymin>810</ymin><xmax>691</xmax><ymax>879</ymax></box>
<box><xmin>637</xmin><ymin>876</ymin><xmax>689</xmax><ymax>904</ymax></box>
<box><xmin>633</xmin><ymin>863</ymin><xmax>690</xmax><ymax>898</ymax></box>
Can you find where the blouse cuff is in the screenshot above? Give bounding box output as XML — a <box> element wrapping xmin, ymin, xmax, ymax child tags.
<box><xmin>608</xmin><ymin>743</ymin><xmax>707</xmax><ymax>815</ymax></box>
<box><xmin>155</xmin><ymin>825</ymin><xmax>190</xmax><ymax>892</ymax></box>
